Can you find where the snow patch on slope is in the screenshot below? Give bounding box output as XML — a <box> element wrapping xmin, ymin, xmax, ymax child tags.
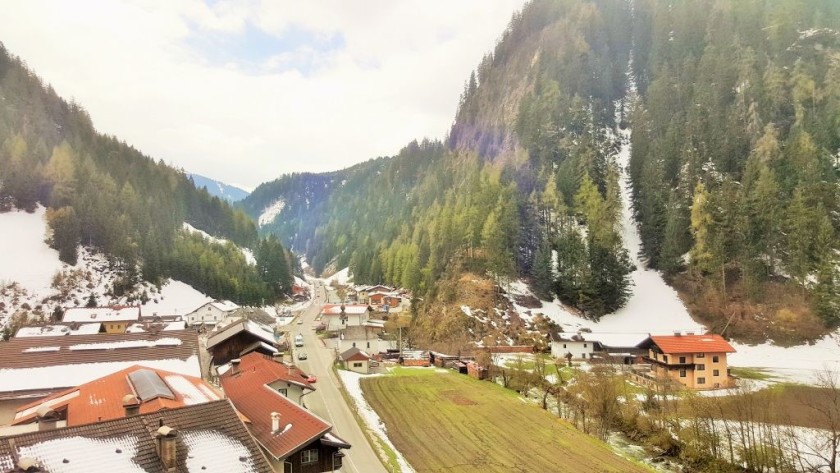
<box><xmin>0</xmin><ymin>206</ymin><xmax>62</xmax><ymax>294</ymax></box>
<box><xmin>258</xmin><ymin>199</ymin><xmax>285</xmax><ymax>227</ymax></box>
<box><xmin>182</xmin><ymin>222</ymin><xmax>256</xmax><ymax>265</ymax></box>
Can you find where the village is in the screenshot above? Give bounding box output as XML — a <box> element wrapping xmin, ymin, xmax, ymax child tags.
<box><xmin>0</xmin><ymin>272</ymin><xmax>749</xmax><ymax>473</ymax></box>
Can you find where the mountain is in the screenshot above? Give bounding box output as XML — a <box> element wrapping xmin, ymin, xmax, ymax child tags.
<box><xmin>0</xmin><ymin>42</ymin><xmax>294</xmax><ymax>306</ymax></box>
<box><xmin>247</xmin><ymin>0</ymin><xmax>840</xmax><ymax>344</ymax></box>
<box><xmin>189</xmin><ymin>173</ymin><xmax>250</xmax><ymax>203</ymax></box>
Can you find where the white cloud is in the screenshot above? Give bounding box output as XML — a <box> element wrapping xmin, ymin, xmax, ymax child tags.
<box><xmin>0</xmin><ymin>1</ymin><xmax>526</xmax><ymax>189</ymax></box>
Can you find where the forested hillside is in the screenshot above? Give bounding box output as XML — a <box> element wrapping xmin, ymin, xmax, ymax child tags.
<box><xmin>629</xmin><ymin>0</ymin><xmax>840</xmax><ymax>337</ymax></box>
<box><xmin>250</xmin><ymin>0</ymin><xmax>840</xmax><ymax>342</ymax></box>
<box><xmin>0</xmin><ymin>44</ymin><xmax>293</xmax><ymax>304</ymax></box>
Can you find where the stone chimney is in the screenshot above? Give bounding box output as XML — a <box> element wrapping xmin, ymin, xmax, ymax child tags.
<box><xmin>155</xmin><ymin>425</ymin><xmax>178</xmax><ymax>472</ymax></box>
<box><xmin>35</xmin><ymin>406</ymin><xmax>59</xmax><ymax>431</ymax></box>
<box><xmin>271</xmin><ymin>412</ymin><xmax>280</xmax><ymax>433</ymax></box>
<box><xmin>122</xmin><ymin>394</ymin><xmax>141</xmax><ymax>417</ymax></box>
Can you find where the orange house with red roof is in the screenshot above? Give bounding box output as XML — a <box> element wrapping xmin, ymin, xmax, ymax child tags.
<box><xmin>636</xmin><ymin>334</ymin><xmax>736</xmax><ymax>390</ymax></box>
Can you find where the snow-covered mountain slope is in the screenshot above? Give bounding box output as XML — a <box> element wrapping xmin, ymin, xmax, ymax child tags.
<box><xmin>258</xmin><ymin>199</ymin><xmax>285</xmax><ymax>227</ymax></box>
<box><xmin>0</xmin><ymin>207</ymin><xmax>212</xmax><ymax>330</ymax></box>
<box><xmin>188</xmin><ymin>173</ymin><xmax>250</xmax><ymax>202</ymax></box>
<box><xmin>182</xmin><ymin>223</ymin><xmax>256</xmax><ymax>265</ymax></box>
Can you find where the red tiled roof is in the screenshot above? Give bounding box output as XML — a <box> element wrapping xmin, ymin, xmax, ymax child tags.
<box><xmin>642</xmin><ymin>334</ymin><xmax>736</xmax><ymax>354</ymax></box>
<box><xmin>12</xmin><ymin>365</ymin><xmax>222</xmax><ymax>426</ymax></box>
<box><xmin>219</xmin><ymin>353</ymin><xmax>332</xmax><ymax>459</ymax></box>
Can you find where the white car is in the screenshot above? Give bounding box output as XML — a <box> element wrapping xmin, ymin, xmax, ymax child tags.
<box><xmin>298</xmin><ymin>352</ymin><xmax>308</xmax><ymax>360</ymax></box>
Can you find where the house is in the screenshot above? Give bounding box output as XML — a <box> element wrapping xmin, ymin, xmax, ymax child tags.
<box><xmin>62</xmin><ymin>305</ymin><xmax>141</xmax><ymax>334</ymax></box>
<box><xmin>339</xmin><ymin>347</ymin><xmax>372</xmax><ymax>374</ymax></box>
<box><xmin>0</xmin><ymin>400</ymin><xmax>273</xmax><ymax>472</ymax></box>
<box><xmin>206</xmin><ymin>318</ymin><xmax>278</xmax><ymax>365</ymax></box>
<box><xmin>227</xmin><ymin>307</ymin><xmax>277</xmax><ymax>327</ymax></box>
<box><xmin>355</xmin><ymin>285</ymin><xmax>392</xmax><ymax>304</ymax></box>
<box><xmin>217</xmin><ymin>352</ymin><xmax>314</xmax><ymax>406</ymax></box>
<box><xmin>220</xmin><ymin>354</ymin><xmax>350</xmax><ymax>472</ymax></box>
<box><xmin>10</xmin><ymin>365</ymin><xmax>222</xmax><ymax>428</ymax></box>
<box><xmin>0</xmin><ymin>330</ymin><xmax>201</xmax><ymax>402</ymax></box>
<box><xmin>337</xmin><ymin>325</ymin><xmax>396</xmax><ymax>354</ymax></box>
<box><xmin>185</xmin><ymin>299</ymin><xmax>240</xmax><ymax>327</ymax></box>
<box><xmin>549</xmin><ymin>329</ymin><xmax>595</xmax><ymax>360</ymax></box>
<box><xmin>635</xmin><ymin>333</ymin><xmax>736</xmax><ymax>390</ymax></box>
<box><xmin>319</xmin><ymin>304</ymin><xmax>371</xmax><ymax>331</ymax></box>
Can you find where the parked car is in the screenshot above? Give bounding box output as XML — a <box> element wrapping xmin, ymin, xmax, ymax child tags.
<box><xmin>306</xmin><ymin>375</ymin><xmax>317</xmax><ymax>383</ymax></box>
<box><xmin>298</xmin><ymin>352</ymin><xmax>308</xmax><ymax>360</ymax></box>
<box><xmin>296</xmin><ymin>319</ymin><xmax>303</xmax><ymax>325</ymax></box>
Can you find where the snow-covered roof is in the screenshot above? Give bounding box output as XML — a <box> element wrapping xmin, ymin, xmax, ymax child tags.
<box><xmin>62</xmin><ymin>306</ymin><xmax>141</xmax><ymax>323</ymax></box>
<box><xmin>15</xmin><ymin>323</ymin><xmax>102</xmax><ymax>337</ymax></box>
<box><xmin>206</xmin><ymin>319</ymin><xmax>276</xmax><ymax>350</ymax></box>
<box><xmin>321</xmin><ymin>304</ymin><xmax>370</xmax><ymax>315</ymax></box>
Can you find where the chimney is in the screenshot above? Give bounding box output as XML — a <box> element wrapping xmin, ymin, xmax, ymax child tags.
<box><xmin>674</xmin><ymin>331</ymin><xmax>682</xmax><ymax>337</ymax></box>
<box><xmin>35</xmin><ymin>406</ymin><xmax>59</xmax><ymax>431</ymax></box>
<box><xmin>271</xmin><ymin>412</ymin><xmax>280</xmax><ymax>433</ymax></box>
<box><xmin>155</xmin><ymin>425</ymin><xmax>178</xmax><ymax>472</ymax></box>
<box><xmin>122</xmin><ymin>394</ymin><xmax>141</xmax><ymax>417</ymax></box>
<box><xmin>231</xmin><ymin>358</ymin><xmax>241</xmax><ymax>375</ymax></box>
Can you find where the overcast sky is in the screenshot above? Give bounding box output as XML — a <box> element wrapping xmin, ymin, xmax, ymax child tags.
<box><xmin>0</xmin><ymin>1</ymin><xmax>527</xmax><ymax>190</ymax></box>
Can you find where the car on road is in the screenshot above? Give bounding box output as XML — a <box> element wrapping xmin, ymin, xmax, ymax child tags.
<box><xmin>298</xmin><ymin>352</ymin><xmax>308</xmax><ymax>360</ymax></box>
<box><xmin>306</xmin><ymin>375</ymin><xmax>317</xmax><ymax>383</ymax></box>
<box><xmin>296</xmin><ymin>319</ymin><xmax>303</xmax><ymax>324</ymax></box>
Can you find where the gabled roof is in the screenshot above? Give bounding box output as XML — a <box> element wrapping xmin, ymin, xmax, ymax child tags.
<box><xmin>0</xmin><ymin>331</ymin><xmax>201</xmax><ymax>397</ymax></box>
<box><xmin>62</xmin><ymin>306</ymin><xmax>141</xmax><ymax>323</ymax></box>
<box><xmin>0</xmin><ymin>400</ymin><xmax>273</xmax><ymax>473</ymax></box>
<box><xmin>339</xmin><ymin>347</ymin><xmax>371</xmax><ymax>362</ymax></box>
<box><xmin>206</xmin><ymin>319</ymin><xmax>276</xmax><ymax>350</ymax></box>
<box><xmin>189</xmin><ymin>300</ymin><xmax>240</xmax><ymax>314</ymax></box>
<box><xmin>637</xmin><ymin>334</ymin><xmax>736</xmax><ymax>354</ymax></box>
<box><xmin>339</xmin><ymin>325</ymin><xmax>383</xmax><ymax>341</ymax></box>
<box><xmin>320</xmin><ymin>304</ymin><xmax>370</xmax><ymax>315</ymax></box>
<box><xmin>220</xmin><ymin>353</ymin><xmax>347</xmax><ymax>460</ymax></box>
<box><xmin>228</xmin><ymin>307</ymin><xmax>275</xmax><ymax>326</ymax></box>
<box><xmin>12</xmin><ymin>365</ymin><xmax>222</xmax><ymax>427</ymax></box>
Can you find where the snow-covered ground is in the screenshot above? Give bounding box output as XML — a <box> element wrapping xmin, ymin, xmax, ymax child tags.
<box><xmin>258</xmin><ymin>199</ymin><xmax>285</xmax><ymax>227</ymax></box>
<box><xmin>319</xmin><ymin>267</ymin><xmax>352</xmax><ymax>286</ymax></box>
<box><xmin>182</xmin><ymin>222</ymin><xmax>256</xmax><ymax>265</ymax></box>
<box><xmin>0</xmin><ymin>207</ymin><xmax>217</xmax><ymax>329</ymax></box>
<box><xmin>336</xmin><ymin>369</ymin><xmax>414</xmax><ymax>473</ymax></box>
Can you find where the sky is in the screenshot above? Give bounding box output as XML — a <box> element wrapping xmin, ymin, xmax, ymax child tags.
<box><xmin>0</xmin><ymin>1</ymin><xmax>527</xmax><ymax>190</ymax></box>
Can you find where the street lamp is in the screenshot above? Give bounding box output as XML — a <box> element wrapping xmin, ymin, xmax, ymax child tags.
<box><xmin>332</xmin><ymin>450</ymin><xmax>345</xmax><ymax>472</ymax></box>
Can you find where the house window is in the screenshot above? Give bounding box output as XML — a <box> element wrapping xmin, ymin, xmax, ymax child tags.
<box><xmin>301</xmin><ymin>449</ymin><xmax>319</xmax><ymax>464</ymax></box>
<box><xmin>696</xmin><ymin>353</ymin><xmax>705</xmax><ymax>358</ymax></box>
<box><xmin>712</xmin><ymin>355</ymin><xmax>719</xmax><ymax>363</ymax></box>
<box><xmin>713</xmin><ymin>369</ymin><xmax>720</xmax><ymax>377</ymax></box>
<box><xmin>679</xmin><ymin>369</ymin><xmax>686</xmax><ymax>378</ymax></box>
<box><xmin>583</xmin><ymin>343</ymin><xmax>587</xmax><ymax>348</ymax></box>
<box><xmin>679</xmin><ymin>356</ymin><xmax>686</xmax><ymax>364</ymax></box>
<box><xmin>697</xmin><ymin>377</ymin><xmax>706</xmax><ymax>384</ymax></box>
<box><xmin>353</xmin><ymin>362</ymin><xmax>362</xmax><ymax>368</ymax></box>
<box><xmin>366</xmin><ymin>342</ymin><xmax>370</xmax><ymax>349</ymax></box>
<box><xmin>563</xmin><ymin>344</ymin><xmax>566</xmax><ymax>349</ymax></box>
<box><xmin>278</xmin><ymin>388</ymin><xmax>287</xmax><ymax>397</ymax></box>
<box><xmin>333</xmin><ymin>452</ymin><xmax>343</xmax><ymax>468</ymax></box>
<box><xmin>581</xmin><ymin>353</ymin><xmax>586</xmax><ymax>359</ymax></box>
<box><xmin>663</xmin><ymin>355</ymin><xmax>668</xmax><ymax>363</ymax></box>
<box><xmin>697</xmin><ymin>364</ymin><xmax>705</xmax><ymax>371</ymax></box>
<box><xmin>352</xmin><ymin>342</ymin><xmax>356</xmax><ymax>348</ymax></box>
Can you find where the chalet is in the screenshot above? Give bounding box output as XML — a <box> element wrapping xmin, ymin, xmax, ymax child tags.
<box><xmin>635</xmin><ymin>333</ymin><xmax>736</xmax><ymax>390</ymax></box>
<box><xmin>62</xmin><ymin>305</ymin><xmax>141</xmax><ymax>334</ymax></box>
<box><xmin>227</xmin><ymin>307</ymin><xmax>276</xmax><ymax>326</ymax></box>
<box><xmin>184</xmin><ymin>299</ymin><xmax>239</xmax><ymax>326</ymax></box>
<box><xmin>0</xmin><ymin>330</ymin><xmax>201</xmax><ymax>402</ymax></box>
<box><xmin>549</xmin><ymin>329</ymin><xmax>594</xmax><ymax>360</ymax></box>
<box><xmin>218</xmin><ymin>352</ymin><xmax>314</xmax><ymax>405</ymax></box>
<box><xmin>206</xmin><ymin>318</ymin><xmax>278</xmax><ymax>365</ymax></box>
<box><xmin>337</xmin><ymin>325</ymin><xmax>396</xmax><ymax>354</ymax></box>
<box><xmin>320</xmin><ymin>304</ymin><xmax>371</xmax><ymax>331</ymax></box>
<box><xmin>339</xmin><ymin>347</ymin><xmax>372</xmax><ymax>374</ymax></box>
<box><xmin>355</xmin><ymin>285</ymin><xmax>393</xmax><ymax>304</ymax></box>
<box><xmin>10</xmin><ymin>365</ymin><xmax>222</xmax><ymax>428</ymax></box>
<box><xmin>0</xmin><ymin>400</ymin><xmax>273</xmax><ymax>472</ymax></box>
<box><xmin>220</xmin><ymin>354</ymin><xmax>350</xmax><ymax>472</ymax></box>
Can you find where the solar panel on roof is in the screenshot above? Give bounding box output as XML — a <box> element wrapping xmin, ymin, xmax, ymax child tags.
<box><xmin>128</xmin><ymin>369</ymin><xmax>175</xmax><ymax>401</ymax></box>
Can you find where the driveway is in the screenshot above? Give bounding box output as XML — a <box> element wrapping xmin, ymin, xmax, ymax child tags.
<box><xmin>294</xmin><ymin>281</ymin><xmax>388</xmax><ymax>473</ymax></box>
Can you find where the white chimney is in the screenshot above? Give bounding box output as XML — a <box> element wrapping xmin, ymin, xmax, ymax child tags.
<box><xmin>271</xmin><ymin>412</ymin><xmax>280</xmax><ymax>433</ymax></box>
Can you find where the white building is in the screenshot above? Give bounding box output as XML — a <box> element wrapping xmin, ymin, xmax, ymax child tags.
<box><xmin>549</xmin><ymin>330</ymin><xmax>595</xmax><ymax>360</ymax></box>
<box><xmin>185</xmin><ymin>300</ymin><xmax>240</xmax><ymax>326</ymax></box>
<box><xmin>320</xmin><ymin>304</ymin><xmax>371</xmax><ymax>331</ymax></box>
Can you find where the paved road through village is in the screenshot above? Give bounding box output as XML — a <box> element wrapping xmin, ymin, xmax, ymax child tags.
<box><xmin>292</xmin><ymin>282</ymin><xmax>389</xmax><ymax>473</ymax></box>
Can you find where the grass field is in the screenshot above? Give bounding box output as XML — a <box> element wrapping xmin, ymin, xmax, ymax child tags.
<box><xmin>361</xmin><ymin>371</ymin><xmax>649</xmax><ymax>473</ymax></box>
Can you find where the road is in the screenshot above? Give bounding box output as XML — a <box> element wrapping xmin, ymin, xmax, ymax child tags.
<box><xmin>292</xmin><ymin>282</ymin><xmax>388</xmax><ymax>473</ymax></box>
